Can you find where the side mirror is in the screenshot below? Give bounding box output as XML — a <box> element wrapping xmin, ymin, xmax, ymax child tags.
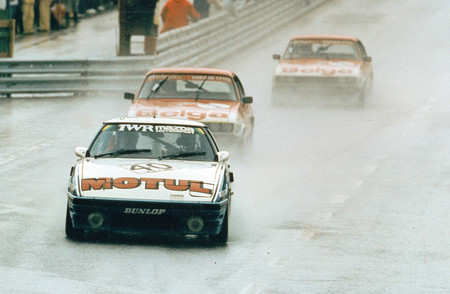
<box><xmin>364</xmin><ymin>56</ymin><xmax>372</xmax><ymax>62</ymax></box>
<box><xmin>75</xmin><ymin>147</ymin><xmax>88</xmax><ymax>158</ymax></box>
<box><xmin>273</xmin><ymin>54</ymin><xmax>281</xmax><ymax>60</ymax></box>
<box><xmin>242</xmin><ymin>96</ymin><xmax>253</xmax><ymax>104</ymax></box>
<box><xmin>217</xmin><ymin>151</ymin><xmax>229</xmax><ymax>163</ymax></box>
<box><xmin>124</xmin><ymin>92</ymin><xmax>135</xmax><ymax>100</ymax></box>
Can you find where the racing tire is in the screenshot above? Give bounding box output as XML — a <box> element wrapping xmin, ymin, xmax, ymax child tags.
<box><xmin>65</xmin><ymin>203</ymin><xmax>84</xmax><ymax>240</ymax></box>
<box><xmin>210</xmin><ymin>210</ymin><xmax>228</xmax><ymax>244</ymax></box>
<box><xmin>355</xmin><ymin>80</ymin><xmax>372</xmax><ymax>107</ymax></box>
<box><xmin>245</xmin><ymin>126</ymin><xmax>254</xmax><ymax>147</ymax></box>
<box><xmin>239</xmin><ymin>121</ymin><xmax>254</xmax><ymax>150</ymax></box>
<box><xmin>355</xmin><ymin>92</ymin><xmax>365</xmax><ymax>108</ymax></box>
<box><xmin>354</xmin><ymin>85</ymin><xmax>367</xmax><ymax>108</ymax></box>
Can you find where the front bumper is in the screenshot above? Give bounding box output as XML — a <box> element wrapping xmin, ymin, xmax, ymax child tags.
<box><xmin>273</xmin><ymin>75</ymin><xmax>362</xmax><ymax>94</ymax></box>
<box><xmin>67</xmin><ymin>194</ymin><xmax>228</xmax><ymax>235</ymax></box>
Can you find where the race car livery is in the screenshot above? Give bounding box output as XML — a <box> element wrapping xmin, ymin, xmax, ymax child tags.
<box><xmin>124</xmin><ymin>67</ymin><xmax>254</xmax><ymax>141</ymax></box>
<box><xmin>66</xmin><ymin>117</ymin><xmax>233</xmax><ymax>243</ymax></box>
<box><xmin>272</xmin><ymin>34</ymin><xmax>373</xmax><ymax>105</ymax></box>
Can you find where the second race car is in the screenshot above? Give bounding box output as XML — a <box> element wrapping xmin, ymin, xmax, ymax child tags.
<box><xmin>124</xmin><ymin>67</ymin><xmax>254</xmax><ymax>143</ymax></box>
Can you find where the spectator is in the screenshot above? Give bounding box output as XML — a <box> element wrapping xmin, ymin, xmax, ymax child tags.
<box><xmin>8</xmin><ymin>0</ymin><xmax>16</xmax><ymax>16</ymax></box>
<box><xmin>160</xmin><ymin>0</ymin><xmax>200</xmax><ymax>33</ymax></box>
<box><xmin>77</xmin><ymin>0</ymin><xmax>85</xmax><ymax>15</ymax></box>
<box><xmin>39</xmin><ymin>0</ymin><xmax>51</xmax><ymax>31</ymax></box>
<box><xmin>144</xmin><ymin>0</ymin><xmax>160</xmax><ymax>55</ymax></box>
<box><xmin>193</xmin><ymin>0</ymin><xmax>222</xmax><ymax>19</ymax></box>
<box><xmin>50</xmin><ymin>0</ymin><xmax>67</xmax><ymax>29</ymax></box>
<box><xmin>22</xmin><ymin>0</ymin><xmax>34</xmax><ymax>33</ymax></box>
<box><xmin>10</xmin><ymin>0</ymin><xmax>24</xmax><ymax>33</ymax></box>
<box><xmin>64</xmin><ymin>0</ymin><xmax>79</xmax><ymax>25</ymax></box>
<box><xmin>152</xmin><ymin>0</ymin><xmax>160</xmax><ymax>32</ymax></box>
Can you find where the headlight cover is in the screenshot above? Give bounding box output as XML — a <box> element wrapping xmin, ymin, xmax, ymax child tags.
<box><xmin>215</xmin><ymin>176</ymin><xmax>229</xmax><ymax>202</ymax></box>
<box><xmin>68</xmin><ymin>175</ymin><xmax>79</xmax><ymax>196</ymax></box>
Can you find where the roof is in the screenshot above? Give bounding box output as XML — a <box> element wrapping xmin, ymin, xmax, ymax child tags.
<box><xmin>104</xmin><ymin>117</ymin><xmax>206</xmax><ymax>127</ymax></box>
<box><xmin>145</xmin><ymin>67</ymin><xmax>235</xmax><ymax>77</ymax></box>
<box><xmin>290</xmin><ymin>34</ymin><xmax>360</xmax><ymax>42</ymax></box>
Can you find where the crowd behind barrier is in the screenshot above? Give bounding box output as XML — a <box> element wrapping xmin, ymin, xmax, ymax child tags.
<box><xmin>1</xmin><ymin>0</ymin><xmax>116</xmax><ymax>35</ymax></box>
<box><xmin>0</xmin><ymin>0</ymin><xmax>256</xmax><ymax>36</ymax></box>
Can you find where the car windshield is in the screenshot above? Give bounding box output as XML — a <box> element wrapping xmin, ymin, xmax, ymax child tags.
<box><xmin>88</xmin><ymin>123</ymin><xmax>216</xmax><ymax>161</ymax></box>
<box><xmin>138</xmin><ymin>74</ymin><xmax>238</xmax><ymax>101</ymax></box>
<box><xmin>283</xmin><ymin>39</ymin><xmax>360</xmax><ymax>60</ymax></box>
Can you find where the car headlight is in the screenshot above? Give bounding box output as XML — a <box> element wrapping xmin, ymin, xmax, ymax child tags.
<box><xmin>221</xmin><ymin>123</ymin><xmax>234</xmax><ymax>133</ymax></box>
<box><xmin>208</xmin><ymin>123</ymin><xmax>221</xmax><ymax>132</ymax></box>
<box><xmin>206</xmin><ymin>123</ymin><xmax>235</xmax><ymax>133</ymax></box>
<box><xmin>274</xmin><ymin>75</ymin><xmax>296</xmax><ymax>83</ymax></box>
<box><xmin>68</xmin><ymin>175</ymin><xmax>79</xmax><ymax>196</ymax></box>
<box><xmin>216</xmin><ymin>177</ymin><xmax>229</xmax><ymax>202</ymax></box>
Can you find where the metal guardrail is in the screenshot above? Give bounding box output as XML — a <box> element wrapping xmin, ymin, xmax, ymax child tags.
<box><xmin>0</xmin><ymin>0</ymin><xmax>330</xmax><ymax>97</ymax></box>
<box><xmin>0</xmin><ymin>58</ymin><xmax>156</xmax><ymax>95</ymax></box>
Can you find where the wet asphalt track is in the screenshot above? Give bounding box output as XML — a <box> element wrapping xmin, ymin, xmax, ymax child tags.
<box><xmin>0</xmin><ymin>0</ymin><xmax>449</xmax><ymax>293</ymax></box>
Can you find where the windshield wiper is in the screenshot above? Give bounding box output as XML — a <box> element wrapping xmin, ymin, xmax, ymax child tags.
<box><xmin>317</xmin><ymin>44</ymin><xmax>332</xmax><ymax>52</ymax></box>
<box><xmin>147</xmin><ymin>77</ymin><xmax>168</xmax><ymax>99</ymax></box>
<box><xmin>158</xmin><ymin>151</ymin><xmax>206</xmax><ymax>160</ymax></box>
<box><xmin>317</xmin><ymin>44</ymin><xmax>332</xmax><ymax>59</ymax></box>
<box><xmin>195</xmin><ymin>77</ymin><xmax>209</xmax><ymax>101</ymax></box>
<box><xmin>94</xmin><ymin>149</ymin><xmax>152</xmax><ymax>158</ymax></box>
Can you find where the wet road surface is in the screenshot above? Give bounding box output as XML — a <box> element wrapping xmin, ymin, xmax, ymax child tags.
<box><xmin>1</xmin><ymin>0</ymin><xmax>449</xmax><ymax>293</ymax></box>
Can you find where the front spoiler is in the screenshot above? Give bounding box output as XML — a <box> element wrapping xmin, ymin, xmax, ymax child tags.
<box><xmin>67</xmin><ymin>194</ymin><xmax>228</xmax><ymax>235</ymax></box>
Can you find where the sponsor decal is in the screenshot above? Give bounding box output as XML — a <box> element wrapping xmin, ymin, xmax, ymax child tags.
<box><xmin>81</xmin><ymin>177</ymin><xmax>213</xmax><ymax>195</ymax></box>
<box><xmin>124</xmin><ymin>208</ymin><xmax>166</xmax><ymax>215</ymax></box>
<box><xmin>147</xmin><ymin>75</ymin><xmax>232</xmax><ymax>83</ymax></box>
<box><xmin>282</xmin><ymin>66</ymin><xmax>353</xmax><ymax>75</ymax></box>
<box><xmin>155</xmin><ymin>125</ymin><xmax>195</xmax><ymax>133</ymax></box>
<box><xmin>282</xmin><ymin>67</ymin><xmax>299</xmax><ymax>73</ymax></box>
<box><xmin>118</xmin><ymin>124</ymin><xmax>194</xmax><ymax>134</ymax></box>
<box><xmin>138</xmin><ymin>109</ymin><xmax>228</xmax><ymax>121</ymax></box>
<box><xmin>170</xmin><ymin>194</ymin><xmax>184</xmax><ymax>200</ymax></box>
<box><xmin>120</xmin><ymin>163</ymin><xmax>174</xmax><ymax>174</ymax></box>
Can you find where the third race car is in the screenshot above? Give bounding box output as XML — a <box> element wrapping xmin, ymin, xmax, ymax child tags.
<box><xmin>272</xmin><ymin>34</ymin><xmax>373</xmax><ymax>106</ymax></box>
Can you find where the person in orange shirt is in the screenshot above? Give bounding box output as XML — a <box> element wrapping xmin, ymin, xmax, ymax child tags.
<box><xmin>160</xmin><ymin>0</ymin><xmax>201</xmax><ymax>33</ymax></box>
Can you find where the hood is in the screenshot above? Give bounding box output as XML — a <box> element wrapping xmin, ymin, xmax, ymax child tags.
<box><xmin>275</xmin><ymin>59</ymin><xmax>362</xmax><ymax>77</ymax></box>
<box><xmin>127</xmin><ymin>99</ymin><xmax>240</xmax><ymax>123</ymax></box>
<box><xmin>79</xmin><ymin>158</ymin><xmax>219</xmax><ymax>202</ymax></box>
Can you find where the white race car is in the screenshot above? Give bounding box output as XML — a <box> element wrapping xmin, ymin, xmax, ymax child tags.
<box><xmin>66</xmin><ymin>117</ymin><xmax>233</xmax><ymax>243</ymax></box>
